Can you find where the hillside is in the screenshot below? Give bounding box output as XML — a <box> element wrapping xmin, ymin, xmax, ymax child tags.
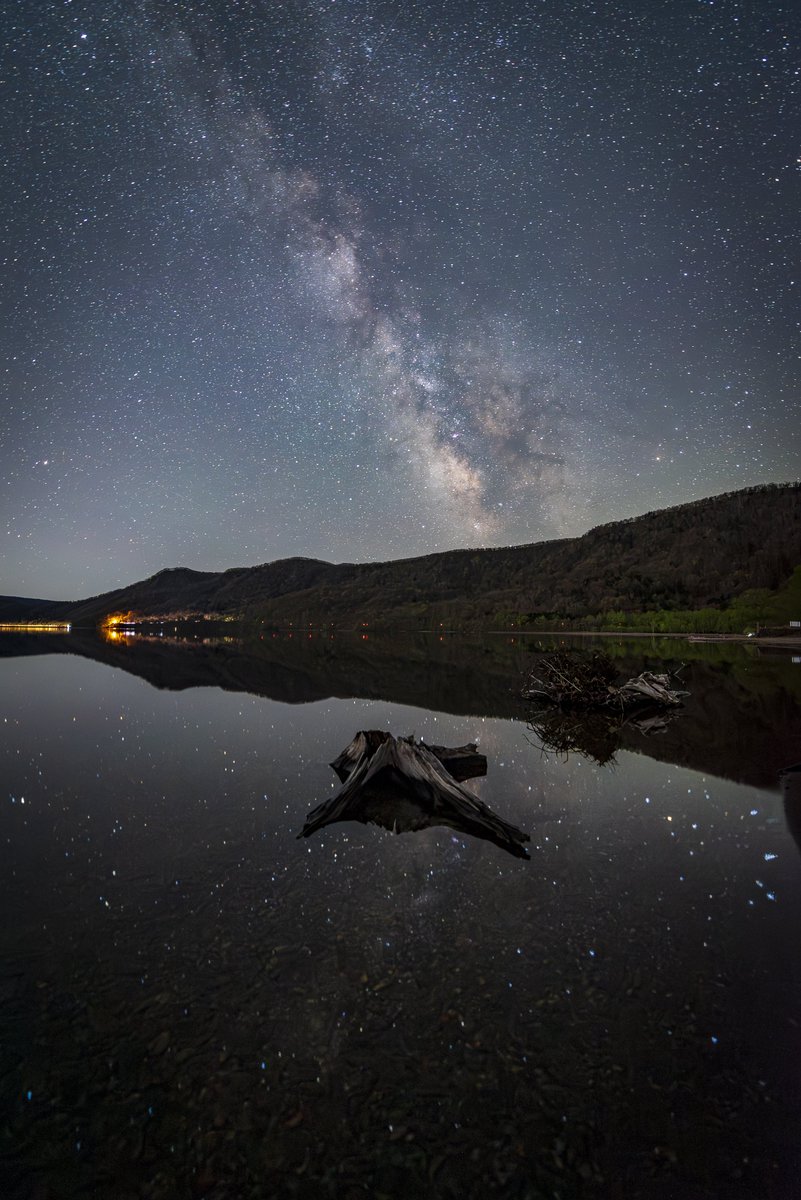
<box><xmin>1</xmin><ymin>482</ymin><xmax>799</xmax><ymax>628</ymax></box>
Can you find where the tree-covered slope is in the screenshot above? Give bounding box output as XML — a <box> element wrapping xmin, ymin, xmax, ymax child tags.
<box><xmin>1</xmin><ymin>483</ymin><xmax>799</xmax><ymax>628</ymax></box>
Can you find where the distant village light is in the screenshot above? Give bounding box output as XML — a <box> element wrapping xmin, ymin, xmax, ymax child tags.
<box><xmin>0</xmin><ymin>622</ymin><xmax>71</xmax><ymax>633</ymax></box>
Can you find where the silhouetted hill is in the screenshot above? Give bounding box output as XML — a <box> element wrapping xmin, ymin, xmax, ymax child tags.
<box><xmin>2</xmin><ymin>483</ymin><xmax>799</xmax><ymax>628</ymax></box>
<box><xmin>0</xmin><ymin>596</ymin><xmax>75</xmax><ymax>621</ymax></box>
<box><xmin>0</xmin><ymin>559</ymin><xmax>346</xmax><ymax>625</ymax></box>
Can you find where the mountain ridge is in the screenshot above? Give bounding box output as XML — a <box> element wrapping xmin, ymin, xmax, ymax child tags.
<box><xmin>2</xmin><ymin>482</ymin><xmax>799</xmax><ymax>628</ymax></box>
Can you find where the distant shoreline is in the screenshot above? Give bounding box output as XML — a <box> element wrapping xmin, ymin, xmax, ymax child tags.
<box><xmin>2</xmin><ymin>623</ymin><xmax>800</xmax><ymax>649</ymax></box>
<box><xmin>502</xmin><ymin>630</ymin><xmax>801</xmax><ymax>648</ymax></box>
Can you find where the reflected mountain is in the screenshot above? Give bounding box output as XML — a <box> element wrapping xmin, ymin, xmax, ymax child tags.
<box><xmin>1</xmin><ymin>628</ymin><xmax>800</xmax><ymax>790</ymax></box>
<box><xmin>781</xmin><ymin>765</ymin><xmax>801</xmax><ymax>861</ymax></box>
<box><xmin>0</xmin><ymin>627</ymin><xmax>527</xmax><ymax>710</ymax></box>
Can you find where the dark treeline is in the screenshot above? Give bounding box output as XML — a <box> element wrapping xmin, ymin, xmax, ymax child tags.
<box><xmin>243</xmin><ymin>483</ymin><xmax>801</xmax><ymax>630</ymax></box>
<box><xmin>1</xmin><ymin>482</ymin><xmax>799</xmax><ymax>629</ymax></box>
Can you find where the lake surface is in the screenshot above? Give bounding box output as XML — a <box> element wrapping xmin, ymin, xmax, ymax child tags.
<box><xmin>2</xmin><ymin>631</ymin><xmax>800</xmax><ymax>1199</ymax></box>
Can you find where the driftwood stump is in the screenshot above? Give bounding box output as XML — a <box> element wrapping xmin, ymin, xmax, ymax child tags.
<box><xmin>300</xmin><ymin>731</ymin><xmax>530</xmax><ymax>859</ymax></box>
<box><xmin>330</xmin><ymin>730</ymin><xmax>487</xmax><ymax>782</ymax></box>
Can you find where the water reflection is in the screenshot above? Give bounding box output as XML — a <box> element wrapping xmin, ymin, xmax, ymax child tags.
<box><xmin>1</xmin><ymin>643</ymin><xmax>800</xmax><ymax>1196</ymax></box>
<box><xmin>526</xmin><ymin>705</ymin><xmax>683</xmax><ymax>766</ymax></box>
<box><xmin>1</xmin><ymin>628</ymin><xmax>799</xmax><ymax>789</ymax></box>
<box><xmin>781</xmin><ymin>764</ymin><xmax>801</xmax><ymax>861</ymax></box>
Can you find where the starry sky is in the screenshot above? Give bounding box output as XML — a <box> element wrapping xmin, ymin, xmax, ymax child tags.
<box><xmin>2</xmin><ymin>0</ymin><xmax>799</xmax><ymax>599</ymax></box>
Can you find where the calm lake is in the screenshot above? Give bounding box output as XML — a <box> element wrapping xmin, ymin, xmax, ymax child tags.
<box><xmin>2</xmin><ymin>631</ymin><xmax>800</xmax><ymax>1199</ymax></box>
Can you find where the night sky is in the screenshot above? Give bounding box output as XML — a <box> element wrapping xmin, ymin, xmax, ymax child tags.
<box><xmin>3</xmin><ymin>0</ymin><xmax>799</xmax><ymax>599</ymax></box>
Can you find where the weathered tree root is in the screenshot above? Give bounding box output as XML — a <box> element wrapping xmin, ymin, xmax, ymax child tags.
<box><xmin>300</xmin><ymin>730</ymin><xmax>530</xmax><ymax>859</ymax></box>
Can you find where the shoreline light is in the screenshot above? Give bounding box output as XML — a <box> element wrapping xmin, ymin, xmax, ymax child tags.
<box><xmin>0</xmin><ymin>622</ymin><xmax>72</xmax><ymax>632</ymax></box>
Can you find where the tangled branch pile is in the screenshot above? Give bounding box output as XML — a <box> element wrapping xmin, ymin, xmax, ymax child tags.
<box><xmin>522</xmin><ymin>649</ymin><xmax>687</xmax><ymax>712</ymax></box>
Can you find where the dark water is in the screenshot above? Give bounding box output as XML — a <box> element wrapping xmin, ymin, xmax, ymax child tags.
<box><xmin>1</xmin><ymin>632</ymin><xmax>800</xmax><ymax>1199</ymax></box>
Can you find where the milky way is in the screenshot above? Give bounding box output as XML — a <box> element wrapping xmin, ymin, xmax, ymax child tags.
<box><xmin>2</xmin><ymin>0</ymin><xmax>799</xmax><ymax>597</ymax></box>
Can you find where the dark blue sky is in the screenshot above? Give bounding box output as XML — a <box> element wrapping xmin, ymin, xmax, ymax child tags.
<box><xmin>3</xmin><ymin>0</ymin><xmax>799</xmax><ymax>598</ymax></box>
